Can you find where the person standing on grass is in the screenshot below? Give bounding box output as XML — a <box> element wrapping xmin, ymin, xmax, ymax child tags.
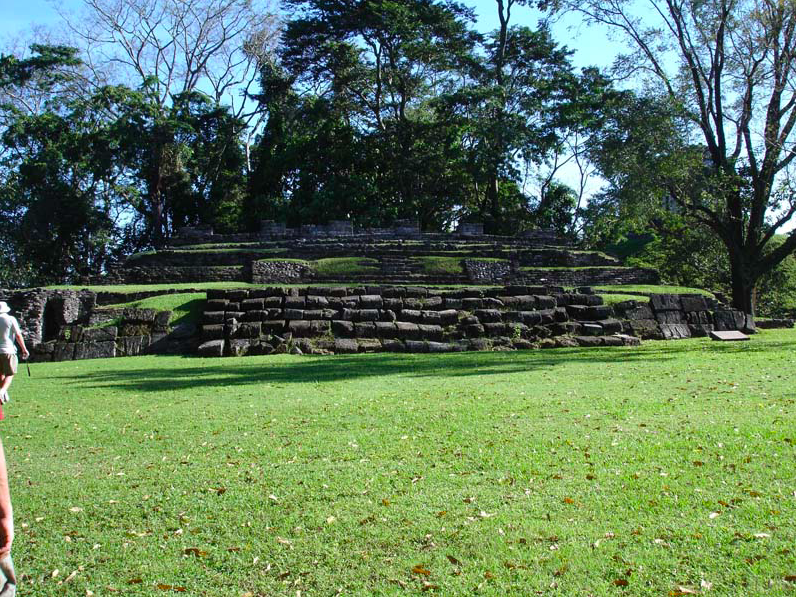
<box><xmin>0</xmin><ymin>302</ymin><xmax>28</xmax><ymax>414</ymax></box>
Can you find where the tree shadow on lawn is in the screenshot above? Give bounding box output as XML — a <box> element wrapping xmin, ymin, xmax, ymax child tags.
<box><xmin>53</xmin><ymin>337</ymin><xmax>790</xmax><ymax>394</ymax></box>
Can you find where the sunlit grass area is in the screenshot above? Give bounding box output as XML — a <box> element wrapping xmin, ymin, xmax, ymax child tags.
<box><xmin>5</xmin><ymin>329</ymin><xmax>796</xmax><ymax>595</ymax></box>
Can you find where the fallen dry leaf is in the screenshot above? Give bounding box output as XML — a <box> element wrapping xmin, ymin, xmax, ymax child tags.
<box><xmin>183</xmin><ymin>548</ymin><xmax>207</xmax><ymax>557</ymax></box>
<box><xmin>446</xmin><ymin>555</ymin><xmax>460</xmax><ymax>566</ymax></box>
<box><xmin>614</xmin><ymin>579</ymin><xmax>629</xmax><ymax>587</ymax></box>
<box><xmin>412</xmin><ymin>564</ymin><xmax>431</xmax><ymax>576</ymax></box>
<box><xmin>127</xmin><ymin>578</ymin><xmax>143</xmax><ymax>585</ymax></box>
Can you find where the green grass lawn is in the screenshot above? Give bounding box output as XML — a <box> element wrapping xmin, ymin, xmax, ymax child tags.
<box><xmin>593</xmin><ymin>285</ymin><xmax>716</xmax><ymax>297</ymax></box>
<box><xmin>96</xmin><ymin>292</ymin><xmax>206</xmax><ymax>327</ymax></box>
<box><xmin>5</xmin><ymin>330</ymin><xmax>796</xmax><ymax>595</ymax></box>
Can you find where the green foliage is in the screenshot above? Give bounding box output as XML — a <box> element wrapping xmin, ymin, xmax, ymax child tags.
<box><xmin>98</xmin><ymin>292</ymin><xmax>206</xmax><ymax>326</ymax></box>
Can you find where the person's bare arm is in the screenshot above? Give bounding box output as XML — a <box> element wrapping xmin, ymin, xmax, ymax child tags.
<box><xmin>12</xmin><ymin>333</ymin><xmax>26</xmax><ymax>361</ymax></box>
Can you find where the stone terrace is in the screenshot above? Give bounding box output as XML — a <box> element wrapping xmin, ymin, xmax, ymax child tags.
<box><xmin>107</xmin><ymin>222</ymin><xmax>659</xmax><ymax>287</ymax></box>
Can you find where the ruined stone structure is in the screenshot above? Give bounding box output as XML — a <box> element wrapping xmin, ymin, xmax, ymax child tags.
<box><xmin>105</xmin><ymin>223</ymin><xmax>659</xmax><ymax>287</ymax></box>
<box><xmin>0</xmin><ymin>285</ymin><xmax>765</xmax><ymax>362</ymax></box>
<box><xmin>4</xmin><ymin>222</ymin><xmax>784</xmax><ymax>362</ymax></box>
<box><xmin>0</xmin><ymin>289</ymin><xmax>195</xmax><ymax>362</ymax></box>
<box><xmin>196</xmin><ymin>286</ymin><xmax>752</xmax><ymax>357</ymax></box>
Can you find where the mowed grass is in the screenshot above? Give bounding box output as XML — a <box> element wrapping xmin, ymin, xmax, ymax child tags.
<box><xmin>5</xmin><ymin>331</ymin><xmax>796</xmax><ymax>596</ymax></box>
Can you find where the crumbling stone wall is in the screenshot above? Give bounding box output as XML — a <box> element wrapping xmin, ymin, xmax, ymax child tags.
<box><xmin>197</xmin><ymin>287</ymin><xmax>752</xmax><ymax>357</ymax></box>
<box><xmin>251</xmin><ymin>260</ymin><xmax>313</xmax><ymax>284</ymax></box>
<box><xmin>0</xmin><ymin>289</ymin><xmax>196</xmax><ymax>362</ymax></box>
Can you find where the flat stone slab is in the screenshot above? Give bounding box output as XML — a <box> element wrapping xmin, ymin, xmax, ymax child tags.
<box><xmin>710</xmin><ymin>330</ymin><xmax>750</xmax><ymax>341</ymax></box>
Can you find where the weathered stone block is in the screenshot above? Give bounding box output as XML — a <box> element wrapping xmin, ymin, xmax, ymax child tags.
<box><xmin>382</xmin><ymin>339</ymin><xmax>404</xmax><ymax>352</ymax></box>
<box><xmin>551</xmin><ymin>322</ymin><xmax>583</xmax><ymax>336</ymax></box>
<box><xmin>123</xmin><ymin>308</ymin><xmax>158</xmax><ymax>323</ymax></box>
<box><xmin>382</xmin><ymin>286</ymin><xmax>406</xmax><ymax>298</ymax></box>
<box><xmin>462</xmin><ymin>298</ymin><xmax>484</xmax><ymax>310</ymax></box>
<box><xmin>226</xmin><ymin>290</ymin><xmax>249</xmax><ymax>301</ymax></box>
<box><xmin>383</xmin><ymin>298</ymin><xmax>403</xmax><ymax>310</ymax></box>
<box><xmin>224</xmin><ymin>311</ymin><xmax>244</xmax><ymax>321</ymax></box>
<box><xmin>575</xmin><ymin>336</ymin><xmax>603</xmax><ymax>347</ymax></box>
<box><xmin>553</xmin><ymin>307</ymin><xmax>569</xmax><ymax>322</ymax></box>
<box><xmin>421</xmin><ymin>311</ymin><xmax>442</xmax><ymax>325</ymax></box>
<box><xmin>354</xmin><ymin>322</ymin><xmax>377</xmax><ymax>338</ymax></box>
<box><xmin>403</xmin><ymin>298</ymin><xmax>422</xmax><ymax>310</ymax></box>
<box><xmin>512</xmin><ymin>338</ymin><xmax>535</xmax><ymax>350</ymax></box>
<box><xmin>204</xmin><ymin>311</ymin><xmax>225</xmax><ymax>323</ymax></box>
<box><xmin>261</xmin><ymin>320</ymin><xmax>286</xmax><ymax>333</ymax></box>
<box><xmin>241</xmin><ymin>310</ymin><xmax>268</xmax><ymax>322</ymax></box>
<box><xmin>423</xmin><ymin>296</ymin><xmax>443</xmax><ymax>309</ymax></box>
<box><xmin>482</xmin><ymin>323</ymin><xmax>508</xmax><ymax>336</ymax></box>
<box><xmin>623</xmin><ymin>304</ymin><xmax>655</xmax><ymax>320</ymax></box>
<box><xmin>380</xmin><ymin>309</ymin><xmax>397</xmax><ymax>322</ymax></box>
<box><xmin>418</xmin><ymin>324</ymin><xmax>444</xmax><ymax>341</ymax></box>
<box><xmin>582</xmin><ymin>323</ymin><xmax>603</xmax><ymax>336</ymax></box>
<box><xmin>405</xmin><ymin>340</ymin><xmax>428</xmax><ymax>352</ymax></box>
<box><xmin>400</xmin><ymin>309</ymin><xmax>422</xmax><ymax>323</ymax></box>
<box><xmin>154</xmin><ymin>311</ymin><xmax>172</xmax><ymax>330</ymax></box>
<box><xmin>437</xmin><ymin>309</ymin><xmax>459</xmax><ymax>326</ymax></box>
<box><xmin>474</xmin><ymin>309</ymin><xmax>502</xmax><ymax>323</ymax></box>
<box><xmin>688</xmin><ymin>324</ymin><xmax>714</xmax><ymax>337</ymax></box>
<box><xmin>660</xmin><ymin>323</ymin><xmax>691</xmax><ymax>339</ymax></box>
<box><xmin>198</xmin><ymin>339</ymin><xmax>225</xmax><ymax>357</ymax></box>
<box><xmin>334</xmin><ymin>339</ymin><xmax>359</xmax><ymax>354</ymax></box>
<box><xmin>626</xmin><ymin>319</ymin><xmax>663</xmax><ymax>340</ymax></box>
<box><xmin>444</xmin><ymin>297</ymin><xmax>462</xmax><ymax>310</ymax></box>
<box><xmin>82</xmin><ymin>326</ymin><xmax>118</xmax><ymax>342</ymax></box>
<box><xmin>357</xmin><ymin>309</ymin><xmax>380</xmax><ymax>322</ymax></box>
<box><xmin>597</xmin><ymin>319</ymin><xmax>623</xmax><ymax>334</ymax></box>
<box><xmin>263</xmin><ymin>296</ymin><xmax>283</xmax><ymax>308</ymax></box>
<box><xmin>650</xmin><ymin>294</ymin><xmax>681</xmax><ymax>311</ymax></box>
<box><xmin>375</xmin><ymin>322</ymin><xmax>397</xmax><ymax>338</ymax></box>
<box><xmin>404</xmin><ymin>287</ymin><xmax>429</xmax><ymax>298</ymax></box>
<box><xmin>288</xmin><ymin>320</ymin><xmax>312</xmax><ymax>337</ymax></box>
<box><xmin>234</xmin><ymin>322</ymin><xmax>261</xmax><ymax>339</ymax></box>
<box><xmin>655</xmin><ymin>310</ymin><xmax>685</xmax><ymax>324</ymax></box>
<box><xmin>284</xmin><ymin>296</ymin><xmax>306</xmax><ymax>309</ymax></box>
<box><xmin>201</xmin><ymin>324</ymin><xmax>224</xmax><ymax>340</ymax></box>
<box><xmin>306</xmin><ymin>295</ymin><xmax>330</xmax><ymax>309</ymax></box>
<box><xmin>427</xmin><ymin>342</ymin><xmax>455</xmax><ymax>353</ymax></box>
<box><xmin>332</xmin><ymin>320</ymin><xmax>355</xmax><ymax>337</ymax></box>
<box><xmin>74</xmin><ymin>341</ymin><xmax>116</xmax><ymax>360</ymax></box>
<box><xmin>118</xmin><ymin>335</ymin><xmax>146</xmax><ymax>356</ymax></box>
<box><xmin>357</xmin><ymin>339</ymin><xmax>382</xmax><ymax>353</ymax></box>
<box><xmin>464</xmin><ymin>338</ymin><xmax>488</xmax><ymax>351</ymax></box>
<box><xmin>241</xmin><ymin>298</ymin><xmax>265</xmax><ymax>311</ymax></box>
<box><xmin>534</xmin><ymin>295</ymin><xmax>557</xmax><ymax>310</ymax></box>
<box><xmin>714</xmin><ymin>309</ymin><xmax>745</xmax><ymax>331</ymax></box>
<box><xmin>602</xmin><ymin>336</ymin><xmax>625</xmax><ymax>347</ymax></box>
<box><xmin>538</xmin><ymin>309</ymin><xmax>557</xmax><ymax>325</ymax></box>
<box><xmin>359</xmin><ymin>295</ymin><xmax>383</xmax><ymax>308</ymax></box>
<box><xmin>228</xmin><ymin>339</ymin><xmax>253</xmax><ymax>356</ymax></box>
<box><xmin>395</xmin><ymin>322</ymin><xmax>421</xmax><ymax>340</ymax></box>
<box><xmin>463</xmin><ymin>324</ymin><xmax>485</xmax><ymax>336</ymax></box>
<box><xmin>680</xmin><ymin>295</ymin><xmax>708</xmax><ymax>312</ymax></box>
<box><xmin>206</xmin><ymin>299</ymin><xmax>228</xmax><ymax>311</ymax></box>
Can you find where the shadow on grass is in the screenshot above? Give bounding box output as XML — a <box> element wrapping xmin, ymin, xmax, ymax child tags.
<box><xmin>47</xmin><ymin>336</ymin><xmax>795</xmax><ymax>394</ymax></box>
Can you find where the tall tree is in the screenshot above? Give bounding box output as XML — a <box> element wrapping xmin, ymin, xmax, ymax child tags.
<box><xmin>551</xmin><ymin>0</ymin><xmax>796</xmax><ymax>317</ymax></box>
<box><xmin>275</xmin><ymin>0</ymin><xmax>478</xmax><ymax>229</ymax></box>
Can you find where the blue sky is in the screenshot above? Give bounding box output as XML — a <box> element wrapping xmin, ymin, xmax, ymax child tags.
<box><xmin>0</xmin><ymin>0</ymin><xmax>617</xmax><ymax>70</ymax></box>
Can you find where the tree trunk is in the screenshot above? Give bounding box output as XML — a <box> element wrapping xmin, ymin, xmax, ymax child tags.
<box><xmin>728</xmin><ymin>252</ymin><xmax>757</xmax><ymax>331</ymax></box>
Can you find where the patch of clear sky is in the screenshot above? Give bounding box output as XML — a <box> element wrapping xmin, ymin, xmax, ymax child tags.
<box><xmin>1</xmin><ymin>0</ymin><xmax>619</xmax><ymax>71</ymax></box>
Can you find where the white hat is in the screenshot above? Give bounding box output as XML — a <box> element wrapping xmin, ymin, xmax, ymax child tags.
<box><xmin>0</xmin><ymin>302</ymin><xmax>10</xmax><ymax>314</ymax></box>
